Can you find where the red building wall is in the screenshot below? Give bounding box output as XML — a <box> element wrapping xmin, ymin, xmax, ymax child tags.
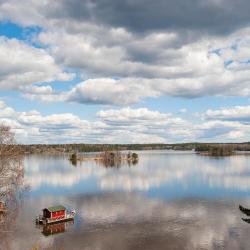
<box><xmin>51</xmin><ymin>210</ymin><xmax>65</xmax><ymax>219</ymax></box>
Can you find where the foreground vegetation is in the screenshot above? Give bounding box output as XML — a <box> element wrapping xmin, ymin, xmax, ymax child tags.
<box><xmin>0</xmin><ymin>125</ymin><xmax>25</xmax><ymax>250</ymax></box>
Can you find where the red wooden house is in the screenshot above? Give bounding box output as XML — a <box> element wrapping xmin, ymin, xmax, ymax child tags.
<box><xmin>43</xmin><ymin>205</ymin><xmax>66</xmax><ymax>221</ymax></box>
<box><xmin>36</xmin><ymin>204</ymin><xmax>75</xmax><ymax>224</ymax></box>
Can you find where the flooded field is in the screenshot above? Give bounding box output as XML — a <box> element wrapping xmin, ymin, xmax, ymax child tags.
<box><xmin>2</xmin><ymin>150</ymin><xmax>250</xmax><ymax>250</ymax></box>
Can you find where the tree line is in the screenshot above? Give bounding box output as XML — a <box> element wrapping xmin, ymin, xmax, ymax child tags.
<box><xmin>19</xmin><ymin>142</ymin><xmax>250</xmax><ymax>155</ymax></box>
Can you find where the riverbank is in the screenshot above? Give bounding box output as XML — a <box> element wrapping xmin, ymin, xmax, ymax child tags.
<box><xmin>19</xmin><ymin>142</ymin><xmax>250</xmax><ymax>155</ymax></box>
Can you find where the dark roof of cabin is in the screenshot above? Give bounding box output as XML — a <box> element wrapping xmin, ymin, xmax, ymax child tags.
<box><xmin>45</xmin><ymin>205</ymin><xmax>66</xmax><ymax>212</ymax></box>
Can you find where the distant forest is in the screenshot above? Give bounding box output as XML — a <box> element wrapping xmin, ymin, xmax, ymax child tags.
<box><xmin>18</xmin><ymin>142</ymin><xmax>250</xmax><ymax>155</ymax></box>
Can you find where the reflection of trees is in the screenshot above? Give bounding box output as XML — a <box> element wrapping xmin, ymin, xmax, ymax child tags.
<box><xmin>98</xmin><ymin>151</ymin><xmax>139</xmax><ymax>168</ymax></box>
<box><xmin>69</xmin><ymin>153</ymin><xmax>77</xmax><ymax>167</ymax></box>
<box><xmin>239</xmin><ymin>204</ymin><xmax>250</xmax><ymax>224</ymax></box>
<box><xmin>0</xmin><ymin>125</ymin><xmax>25</xmax><ymax>250</ymax></box>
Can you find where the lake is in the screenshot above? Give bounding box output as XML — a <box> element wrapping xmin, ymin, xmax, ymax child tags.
<box><xmin>3</xmin><ymin>150</ymin><xmax>250</xmax><ymax>250</ymax></box>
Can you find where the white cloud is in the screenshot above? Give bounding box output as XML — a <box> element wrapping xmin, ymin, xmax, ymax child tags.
<box><xmin>0</xmin><ymin>0</ymin><xmax>45</xmax><ymax>26</ymax></box>
<box><xmin>0</xmin><ymin>37</ymin><xmax>74</xmax><ymax>90</ymax></box>
<box><xmin>0</xmin><ymin>100</ymin><xmax>106</xmax><ymax>143</ymax></box>
<box><xmin>179</xmin><ymin>108</ymin><xmax>187</xmax><ymax>113</ymax></box>
<box><xmin>97</xmin><ymin>107</ymin><xmax>182</xmax><ymax>124</ymax></box>
<box><xmin>0</xmin><ymin>100</ymin><xmax>15</xmax><ymax>117</ymax></box>
<box><xmin>2</xmin><ymin>0</ymin><xmax>250</xmax><ymax>105</ymax></box>
<box><xmin>33</xmin><ymin>24</ymin><xmax>250</xmax><ymax>102</ymax></box>
<box><xmin>0</xmin><ymin>101</ymin><xmax>193</xmax><ymax>143</ymax></box>
<box><xmin>96</xmin><ymin>107</ymin><xmax>193</xmax><ymax>143</ymax></box>
<box><xmin>3</xmin><ymin>100</ymin><xmax>250</xmax><ymax>143</ymax></box>
<box><xmin>20</xmin><ymin>85</ymin><xmax>63</xmax><ymax>102</ymax></box>
<box><xmin>204</xmin><ymin>105</ymin><xmax>250</xmax><ymax>122</ymax></box>
<box><xmin>65</xmin><ymin>78</ymin><xmax>157</xmax><ymax>105</ymax></box>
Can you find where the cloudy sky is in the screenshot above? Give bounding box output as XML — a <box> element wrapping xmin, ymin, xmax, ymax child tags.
<box><xmin>1</xmin><ymin>0</ymin><xmax>250</xmax><ymax>143</ymax></box>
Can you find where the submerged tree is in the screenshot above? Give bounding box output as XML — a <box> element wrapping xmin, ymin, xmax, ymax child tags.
<box><xmin>0</xmin><ymin>124</ymin><xmax>24</xmax><ymax>249</ymax></box>
<box><xmin>98</xmin><ymin>151</ymin><xmax>139</xmax><ymax>168</ymax></box>
<box><xmin>69</xmin><ymin>152</ymin><xmax>78</xmax><ymax>166</ymax></box>
<box><xmin>99</xmin><ymin>151</ymin><xmax>122</xmax><ymax>168</ymax></box>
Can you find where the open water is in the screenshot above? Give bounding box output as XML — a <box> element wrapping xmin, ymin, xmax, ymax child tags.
<box><xmin>3</xmin><ymin>150</ymin><xmax>250</xmax><ymax>250</ymax></box>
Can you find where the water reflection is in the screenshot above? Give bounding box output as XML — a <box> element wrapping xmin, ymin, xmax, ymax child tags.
<box><xmin>242</xmin><ymin>218</ymin><xmax>250</xmax><ymax>224</ymax></box>
<box><xmin>239</xmin><ymin>205</ymin><xmax>250</xmax><ymax>225</ymax></box>
<box><xmin>24</xmin><ymin>152</ymin><xmax>250</xmax><ymax>195</ymax></box>
<box><xmin>239</xmin><ymin>205</ymin><xmax>250</xmax><ymax>216</ymax></box>
<box><xmin>69</xmin><ymin>151</ymin><xmax>139</xmax><ymax>168</ymax></box>
<box><xmin>97</xmin><ymin>157</ymin><xmax>139</xmax><ymax>168</ymax></box>
<box><xmin>8</xmin><ymin>151</ymin><xmax>250</xmax><ymax>249</ymax></box>
<box><xmin>36</xmin><ymin>221</ymin><xmax>74</xmax><ymax>237</ymax></box>
<box><xmin>12</xmin><ymin>192</ymin><xmax>250</xmax><ymax>250</ymax></box>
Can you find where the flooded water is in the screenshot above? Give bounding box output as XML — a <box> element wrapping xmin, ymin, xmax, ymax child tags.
<box><xmin>3</xmin><ymin>150</ymin><xmax>250</xmax><ymax>250</ymax></box>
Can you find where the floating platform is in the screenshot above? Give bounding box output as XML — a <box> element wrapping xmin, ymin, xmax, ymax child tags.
<box><xmin>36</xmin><ymin>213</ymin><xmax>75</xmax><ymax>225</ymax></box>
<box><xmin>36</xmin><ymin>205</ymin><xmax>76</xmax><ymax>225</ymax></box>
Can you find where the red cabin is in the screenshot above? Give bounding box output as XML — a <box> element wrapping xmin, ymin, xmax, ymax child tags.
<box><xmin>43</xmin><ymin>205</ymin><xmax>66</xmax><ymax>221</ymax></box>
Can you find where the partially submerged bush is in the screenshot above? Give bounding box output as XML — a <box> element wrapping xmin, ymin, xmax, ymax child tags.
<box><xmin>99</xmin><ymin>151</ymin><xmax>122</xmax><ymax>167</ymax></box>
<box><xmin>209</xmin><ymin>146</ymin><xmax>233</xmax><ymax>156</ymax></box>
<box><xmin>69</xmin><ymin>153</ymin><xmax>77</xmax><ymax>166</ymax></box>
<box><xmin>100</xmin><ymin>151</ymin><xmax>139</xmax><ymax>167</ymax></box>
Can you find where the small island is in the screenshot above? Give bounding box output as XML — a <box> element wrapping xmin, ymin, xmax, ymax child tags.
<box><xmin>69</xmin><ymin>151</ymin><xmax>139</xmax><ymax>167</ymax></box>
<box><xmin>195</xmin><ymin>144</ymin><xmax>234</xmax><ymax>156</ymax></box>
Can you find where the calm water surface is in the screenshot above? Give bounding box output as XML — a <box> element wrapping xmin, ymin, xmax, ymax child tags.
<box><xmin>4</xmin><ymin>150</ymin><xmax>250</xmax><ymax>250</ymax></box>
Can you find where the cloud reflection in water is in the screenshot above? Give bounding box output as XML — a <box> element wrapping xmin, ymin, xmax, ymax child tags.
<box><xmin>24</xmin><ymin>152</ymin><xmax>250</xmax><ymax>194</ymax></box>
<box><xmin>13</xmin><ymin>192</ymin><xmax>250</xmax><ymax>250</ymax></box>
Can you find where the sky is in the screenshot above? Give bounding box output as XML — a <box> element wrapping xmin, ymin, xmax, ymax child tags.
<box><xmin>1</xmin><ymin>0</ymin><xmax>250</xmax><ymax>144</ymax></box>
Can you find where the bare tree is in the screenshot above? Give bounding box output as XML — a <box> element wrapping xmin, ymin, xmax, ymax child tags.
<box><xmin>0</xmin><ymin>124</ymin><xmax>23</xmax><ymax>204</ymax></box>
<box><xmin>0</xmin><ymin>124</ymin><xmax>24</xmax><ymax>250</ymax></box>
